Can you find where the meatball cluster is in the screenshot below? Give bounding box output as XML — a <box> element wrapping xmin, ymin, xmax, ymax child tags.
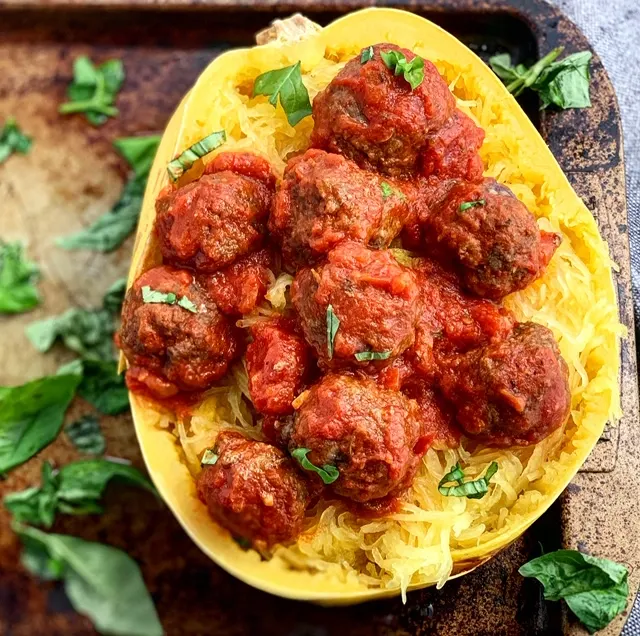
<box><xmin>119</xmin><ymin>41</ymin><xmax>571</xmax><ymax>549</ymax></box>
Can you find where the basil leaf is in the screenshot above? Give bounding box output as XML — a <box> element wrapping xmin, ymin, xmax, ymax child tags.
<box><xmin>66</xmin><ymin>415</ymin><xmax>105</xmax><ymax>455</ymax></box>
<box><xmin>291</xmin><ymin>448</ymin><xmax>339</xmax><ymax>485</ymax></box>
<box><xmin>0</xmin><ymin>374</ymin><xmax>80</xmax><ymax>473</ymax></box>
<box><xmin>520</xmin><ymin>550</ymin><xmax>628</xmax><ymax>633</ymax></box>
<box><xmin>438</xmin><ymin>461</ymin><xmax>498</xmax><ymax>499</ymax></box>
<box><xmin>380</xmin><ymin>50</ymin><xmax>425</xmax><ymax>90</ymax></box>
<box><xmin>380</xmin><ymin>181</ymin><xmax>405</xmax><ymax>200</ymax></box>
<box><xmin>459</xmin><ymin>199</ymin><xmax>486</xmax><ymax>212</ymax></box>
<box><xmin>0</xmin><ymin>118</ymin><xmax>32</xmax><ymax>164</ymax></box>
<box><xmin>16</xmin><ymin>525</ymin><xmax>163</xmax><ymax>636</ymax></box>
<box><xmin>59</xmin><ymin>56</ymin><xmax>124</xmax><ymax>125</ymax></box>
<box><xmin>167</xmin><ymin>130</ymin><xmax>226</xmax><ymax>181</ymax></box>
<box><xmin>26</xmin><ymin>306</ymin><xmax>116</xmax><ymax>361</ymax></box>
<box><xmin>58</xmin><ymin>135</ymin><xmax>160</xmax><ymax>252</ymax></box>
<box><xmin>533</xmin><ymin>51</ymin><xmax>592</xmax><ymax>109</ymax></box>
<box><xmin>200</xmin><ymin>449</ymin><xmax>218</xmax><ymax>466</ymax></box>
<box><xmin>142</xmin><ymin>286</ymin><xmax>198</xmax><ymax>313</ymax></box>
<box><xmin>361</xmin><ymin>46</ymin><xmax>374</xmax><ymax>64</ymax></box>
<box><xmin>102</xmin><ymin>277</ymin><xmax>127</xmax><ymax>314</ymax></box>
<box><xmin>177</xmin><ymin>296</ymin><xmax>198</xmax><ymax>313</ymax></box>
<box><xmin>4</xmin><ymin>462</ymin><xmax>59</xmax><ymax>527</ymax></box>
<box><xmin>355</xmin><ymin>350</ymin><xmax>392</xmax><ymax>361</ymax></box>
<box><xmin>0</xmin><ymin>241</ymin><xmax>41</xmax><ymax>314</ymax></box>
<box><xmin>78</xmin><ymin>360</ymin><xmax>129</xmax><ymax>416</ymax></box>
<box><xmin>488</xmin><ymin>53</ymin><xmax>523</xmax><ymax>83</ymax></box>
<box><xmin>253</xmin><ymin>62</ymin><xmax>312</xmax><ymax>127</ymax></box>
<box><xmin>326</xmin><ymin>304</ymin><xmax>340</xmax><ymax>360</ymax></box>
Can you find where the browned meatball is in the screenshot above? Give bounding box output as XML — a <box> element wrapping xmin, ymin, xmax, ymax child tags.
<box><xmin>270</xmin><ymin>149</ymin><xmax>409</xmax><ymax>268</ymax></box>
<box><xmin>292</xmin><ymin>242</ymin><xmax>421</xmax><ymax>367</ymax></box>
<box><xmin>312</xmin><ymin>44</ymin><xmax>455</xmax><ymax>176</ymax></box>
<box><xmin>438</xmin><ymin>322</ymin><xmax>571</xmax><ymax>446</ymax></box>
<box><xmin>417</xmin><ymin>179</ymin><xmax>561</xmax><ymax>299</ymax></box>
<box><xmin>288</xmin><ymin>374</ymin><xmax>428</xmax><ymax>502</ymax></box>
<box><xmin>197</xmin><ymin>432</ymin><xmax>311</xmax><ymax>548</ymax></box>
<box><xmin>118</xmin><ymin>266</ymin><xmax>240</xmax><ymax>399</ymax></box>
<box><xmin>155</xmin><ymin>152</ymin><xmax>275</xmax><ymax>272</ymax></box>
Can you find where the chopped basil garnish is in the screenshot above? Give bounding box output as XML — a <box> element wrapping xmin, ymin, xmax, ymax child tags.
<box><xmin>0</xmin><ymin>241</ymin><xmax>40</xmax><ymax>314</ymax></box>
<box><xmin>489</xmin><ymin>48</ymin><xmax>592</xmax><ymax>109</ymax></box>
<box><xmin>167</xmin><ymin>130</ymin><xmax>226</xmax><ymax>181</ymax></box>
<box><xmin>0</xmin><ymin>118</ymin><xmax>32</xmax><ymax>164</ymax></box>
<box><xmin>253</xmin><ymin>62</ymin><xmax>312</xmax><ymax>127</ymax></box>
<box><xmin>361</xmin><ymin>46</ymin><xmax>374</xmax><ymax>64</ymax></box>
<box><xmin>520</xmin><ymin>550</ymin><xmax>629</xmax><ymax>633</ymax></box>
<box><xmin>355</xmin><ymin>350</ymin><xmax>392</xmax><ymax>361</ymax></box>
<box><xmin>291</xmin><ymin>448</ymin><xmax>339</xmax><ymax>485</ymax></box>
<box><xmin>459</xmin><ymin>199</ymin><xmax>486</xmax><ymax>212</ymax></box>
<box><xmin>438</xmin><ymin>461</ymin><xmax>498</xmax><ymax>499</ymax></box>
<box><xmin>380</xmin><ymin>181</ymin><xmax>405</xmax><ymax>200</ymax></box>
<box><xmin>380</xmin><ymin>50</ymin><xmax>425</xmax><ymax>90</ymax></box>
<box><xmin>58</xmin><ymin>56</ymin><xmax>124</xmax><ymax>126</ymax></box>
<box><xmin>326</xmin><ymin>304</ymin><xmax>340</xmax><ymax>360</ymax></box>
<box><xmin>200</xmin><ymin>449</ymin><xmax>219</xmax><ymax>466</ymax></box>
<box><xmin>141</xmin><ymin>286</ymin><xmax>198</xmax><ymax>313</ymax></box>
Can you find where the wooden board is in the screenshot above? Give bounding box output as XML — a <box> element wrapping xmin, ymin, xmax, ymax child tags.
<box><xmin>0</xmin><ymin>1</ymin><xmax>637</xmax><ymax>634</ymax></box>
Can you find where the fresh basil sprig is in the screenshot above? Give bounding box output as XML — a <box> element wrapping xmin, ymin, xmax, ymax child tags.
<box><xmin>167</xmin><ymin>130</ymin><xmax>226</xmax><ymax>181</ymax></box>
<box><xmin>489</xmin><ymin>47</ymin><xmax>592</xmax><ymax>109</ymax></box>
<box><xmin>16</xmin><ymin>524</ymin><xmax>163</xmax><ymax>636</ymax></box>
<box><xmin>0</xmin><ymin>118</ymin><xmax>32</xmax><ymax>164</ymax></box>
<box><xmin>438</xmin><ymin>462</ymin><xmax>498</xmax><ymax>499</ymax></box>
<box><xmin>253</xmin><ymin>62</ymin><xmax>312</xmax><ymax>127</ymax></box>
<box><xmin>0</xmin><ymin>241</ymin><xmax>41</xmax><ymax>314</ymax></box>
<box><xmin>291</xmin><ymin>448</ymin><xmax>339</xmax><ymax>485</ymax></box>
<box><xmin>66</xmin><ymin>415</ymin><xmax>106</xmax><ymax>455</ymax></box>
<box><xmin>380</xmin><ymin>50</ymin><xmax>425</xmax><ymax>90</ymax></box>
<box><xmin>58</xmin><ymin>136</ymin><xmax>161</xmax><ymax>252</ymax></box>
<box><xmin>5</xmin><ymin>458</ymin><xmax>155</xmax><ymax>527</ymax></box>
<box><xmin>520</xmin><ymin>550</ymin><xmax>628</xmax><ymax>633</ymax></box>
<box><xmin>0</xmin><ymin>373</ymin><xmax>80</xmax><ymax>474</ymax></box>
<box><xmin>59</xmin><ymin>56</ymin><xmax>125</xmax><ymax>125</ymax></box>
<box><xmin>326</xmin><ymin>304</ymin><xmax>340</xmax><ymax>360</ymax></box>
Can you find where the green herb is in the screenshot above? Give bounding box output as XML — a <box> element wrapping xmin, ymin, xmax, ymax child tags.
<box><xmin>326</xmin><ymin>304</ymin><xmax>340</xmax><ymax>360</ymax></box>
<box><xmin>200</xmin><ymin>449</ymin><xmax>219</xmax><ymax>466</ymax></box>
<box><xmin>233</xmin><ymin>536</ymin><xmax>252</xmax><ymax>550</ymax></box>
<box><xmin>77</xmin><ymin>360</ymin><xmax>129</xmax><ymax>415</ymax></box>
<box><xmin>0</xmin><ymin>241</ymin><xmax>41</xmax><ymax>314</ymax></box>
<box><xmin>380</xmin><ymin>181</ymin><xmax>405</xmax><ymax>200</ymax></box>
<box><xmin>489</xmin><ymin>48</ymin><xmax>592</xmax><ymax>109</ymax></box>
<box><xmin>167</xmin><ymin>130</ymin><xmax>226</xmax><ymax>181</ymax></box>
<box><xmin>102</xmin><ymin>277</ymin><xmax>127</xmax><ymax>314</ymax></box>
<box><xmin>520</xmin><ymin>550</ymin><xmax>628</xmax><ymax>633</ymax></box>
<box><xmin>16</xmin><ymin>524</ymin><xmax>163</xmax><ymax>636</ymax></box>
<box><xmin>361</xmin><ymin>46</ymin><xmax>374</xmax><ymax>64</ymax></box>
<box><xmin>141</xmin><ymin>285</ymin><xmax>198</xmax><ymax>313</ymax></box>
<box><xmin>0</xmin><ymin>374</ymin><xmax>80</xmax><ymax>474</ymax></box>
<box><xmin>355</xmin><ymin>350</ymin><xmax>392</xmax><ymax>361</ymax></box>
<box><xmin>66</xmin><ymin>415</ymin><xmax>105</xmax><ymax>455</ymax></box>
<box><xmin>58</xmin><ymin>136</ymin><xmax>160</xmax><ymax>252</ymax></box>
<box><xmin>459</xmin><ymin>199</ymin><xmax>486</xmax><ymax>212</ymax></box>
<box><xmin>59</xmin><ymin>56</ymin><xmax>124</xmax><ymax>125</ymax></box>
<box><xmin>0</xmin><ymin>118</ymin><xmax>32</xmax><ymax>164</ymax></box>
<box><xmin>291</xmin><ymin>448</ymin><xmax>339</xmax><ymax>485</ymax></box>
<box><xmin>253</xmin><ymin>62</ymin><xmax>312</xmax><ymax>127</ymax></box>
<box><xmin>380</xmin><ymin>50</ymin><xmax>425</xmax><ymax>90</ymax></box>
<box><xmin>438</xmin><ymin>461</ymin><xmax>498</xmax><ymax>499</ymax></box>
<box><xmin>5</xmin><ymin>458</ymin><xmax>155</xmax><ymax>527</ymax></box>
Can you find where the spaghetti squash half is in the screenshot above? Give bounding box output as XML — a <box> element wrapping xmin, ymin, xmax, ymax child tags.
<box><xmin>122</xmin><ymin>8</ymin><xmax>623</xmax><ymax>603</ymax></box>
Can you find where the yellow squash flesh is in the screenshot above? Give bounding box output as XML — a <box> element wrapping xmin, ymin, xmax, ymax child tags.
<box><xmin>124</xmin><ymin>8</ymin><xmax>621</xmax><ymax>603</ymax></box>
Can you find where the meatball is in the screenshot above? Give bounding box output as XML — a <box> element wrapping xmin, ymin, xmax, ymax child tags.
<box><xmin>438</xmin><ymin>322</ymin><xmax>571</xmax><ymax>446</ymax></box>
<box><xmin>311</xmin><ymin>44</ymin><xmax>455</xmax><ymax>176</ymax></box>
<box><xmin>270</xmin><ymin>149</ymin><xmax>409</xmax><ymax>267</ymax></box>
<box><xmin>292</xmin><ymin>242</ymin><xmax>421</xmax><ymax>367</ymax></box>
<box><xmin>155</xmin><ymin>152</ymin><xmax>275</xmax><ymax>272</ymax></box>
<box><xmin>289</xmin><ymin>374</ymin><xmax>427</xmax><ymax>502</ymax></box>
<box><xmin>118</xmin><ymin>266</ymin><xmax>239</xmax><ymax>398</ymax></box>
<box><xmin>417</xmin><ymin>179</ymin><xmax>561</xmax><ymax>299</ymax></box>
<box><xmin>246</xmin><ymin>319</ymin><xmax>310</xmax><ymax>415</ymax></box>
<box><xmin>204</xmin><ymin>249</ymin><xmax>275</xmax><ymax>316</ymax></box>
<box><xmin>197</xmin><ymin>432</ymin><xmax>311</xmax><ymax>548</ymax></box>
<box><xmin>421</xmin><ymin>110</ymin><xmax>485</xmax><ymax>182</ymax></box>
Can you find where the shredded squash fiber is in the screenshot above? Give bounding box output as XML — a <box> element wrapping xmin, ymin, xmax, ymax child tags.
<box><xmin>133</xmin><ymin>12</ymin><xmax>623</xmax><ymax>601</ymax></box>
